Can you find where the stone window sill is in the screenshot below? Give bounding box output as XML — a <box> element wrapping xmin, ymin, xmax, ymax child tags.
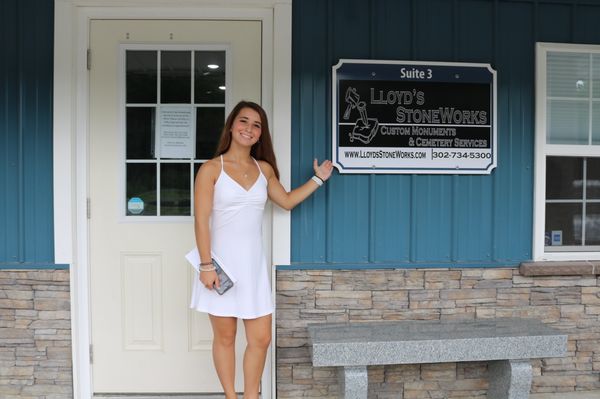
<box><xmin>519</xmin><ymin>261</ymin><xmax>600</xmax><ymax>276</ymax></box>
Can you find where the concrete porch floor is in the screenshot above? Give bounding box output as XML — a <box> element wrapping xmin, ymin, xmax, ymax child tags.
<box><xmin>531</xmin><ymin>392</ymin><xmax>600</xmax><ymax>399</ymax></box>
<box><xmin>94</xmin><ymin>396</ymin><xmax>226</xmax><ymax>399</ymax></box>
<box><xmin>96</xmin><ymin>391</ymin><xmax>600</xmax><ymax>399</ymax></box>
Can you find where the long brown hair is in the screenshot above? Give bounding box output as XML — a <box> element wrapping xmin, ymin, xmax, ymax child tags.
<box><xmin>214</xmin><ymin>100</ymin><xmax>280</xmax><ymax>179</ymax></box>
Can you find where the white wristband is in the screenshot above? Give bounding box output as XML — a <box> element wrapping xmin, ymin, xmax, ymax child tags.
<box><xmin>311</xmin><ymin>175</ymin><xmax>323</xmax><ymax>187</ymax></box>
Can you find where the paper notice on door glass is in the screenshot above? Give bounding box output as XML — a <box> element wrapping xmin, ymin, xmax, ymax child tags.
<box><xmin>157</xmin><ymin>106</ymin><xmax>195</xmax><ymax>159</ymax></box>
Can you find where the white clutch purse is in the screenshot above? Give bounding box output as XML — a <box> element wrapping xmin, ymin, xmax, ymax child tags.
<box><xmin>185</xmin><ymin>248</ymin><xmax>236</xmax><ymax>295</ymax></box>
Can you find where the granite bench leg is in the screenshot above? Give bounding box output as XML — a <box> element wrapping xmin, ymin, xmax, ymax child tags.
<box><xmin>487</xmin><ymin>359</ymin><xmax>533</xmax><ymax>399</ymax></box>
<box><xmin>338</xmin><ymin>365</ymin><xmax>368</xmax><ymax>399</ymax></box>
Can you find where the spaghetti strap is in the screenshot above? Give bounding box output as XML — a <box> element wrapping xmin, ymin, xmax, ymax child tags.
<box><xmin>220</xmin><ymin>155</ymin><xmax>224</xmax><ymax>171</ymax></box>
<box><xmin>252</xmin><ymin>157</ymin><xmax>264</xmax><ymax>177</ymax></box>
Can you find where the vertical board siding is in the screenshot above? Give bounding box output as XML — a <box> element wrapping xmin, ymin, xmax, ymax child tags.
<box><xmin>574</xmin><ymin>5</ymin><xmax>600</xmax><ymax>43</ymax></box>
<box><xmin>413</xmin><ymin>176</ymin><xmax>454</xmax><ymax>261</ymax></box>
<box><xmin>415</xmin><ymin>0</ymin><xmax>455</xmax><ymax>61</ymax></box>
<box><xmin>27</xmin><ymin>1</ymin><xmax>54</xmax><ymax>262</ymax></box>
<box><xmin>538</xmin><ymin>3</ymin><xmax>572</xmax><ymax>43</ymax></box>
<box><xmin>370</xmin><ymin>0</ymin><xmax>413</xmax><ymax>263</ymax></box>
<box><xmin>454</xmin><ymin>176</ymin><xmax>494</xmax><ymax>261</ymax></box>
<box><xmin>457</xmin><ymin>0</ymin><xmax>494</xmax><ymax>63</ymax></box>
<box><xmin>329</xmin><ymin>0</ymin><xmax>371</xmax><ymax>263</ymax></box>
<box><xmin>454</xmin><ymin>0</ymin><xmax>495</xmax><ymax>262</ymax></box>
<box><xmin>371</xmin><ymin>0</ymin><xmax>412</xmax><ymax>59</ymax></box>
<box><xmin>0</xmin><ymin>0</ymin><xmax>54</xmax><ymax>267</ymax></box>
<box><xmin>494</xmin><ymin>1</ymin><xmax>535</xmax><ymax>261</ymax></box>
<box><xmin>1</xmin><ymin>0</ymin><xmax>20</xmax><ymax>264</ymax></box>
<box><xmin>411</xmin><ymin>0</ymin><xmax>456</xmax><ymax>263</ymax></box>
<box><xmin>291</xmin><ymin>0</ymin><xmax>329</xmax><ymax>262</ymax></box>
<box><xmin>371</xmin><ymin>176</ymin><xmax>411</xmax><ymax>262</ymax></box>
<box><xmin>291</xmin><ymin>0</ymin><xmax>600</xmax><ymax>267</ymax></box>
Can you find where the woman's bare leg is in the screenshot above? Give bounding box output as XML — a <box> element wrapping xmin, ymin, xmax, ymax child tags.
<box><xmin>209</xmin><ymin>315</ymin><xmax>238</xmax><ymax>399</ymax></box>
<box><xmin>242</xmin><ymin>314</ymin><xmax>272</xmax><ymax>399</ymax></box>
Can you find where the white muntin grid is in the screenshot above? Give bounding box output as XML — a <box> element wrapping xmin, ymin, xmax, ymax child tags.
<box><xmin>119</xmin><ymin>44</ymin><xmax>230</xmax><ymax>222</ymax></box>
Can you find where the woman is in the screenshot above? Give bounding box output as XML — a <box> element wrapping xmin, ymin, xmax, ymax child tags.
<box><xmin>190</xmin><ymin>100</ymin><xmax>333</xmax><ymax>398</ymax></box>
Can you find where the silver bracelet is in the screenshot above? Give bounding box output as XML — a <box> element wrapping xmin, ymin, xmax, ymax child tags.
<box><xmin>199</xmin><ymin>265</ymin><xmax>216</xmax><ymax>272</ymax></box>
<box><xmin>311</xmin><ymin>175</ymin><xmax>323</xmax><ymax>187</ymax></box>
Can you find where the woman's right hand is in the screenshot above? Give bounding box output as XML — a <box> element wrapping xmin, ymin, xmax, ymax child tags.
<box><xmin>200</xmin><ymin>270</ymin><xmax>220</xmax><ymax>291</ymax></box>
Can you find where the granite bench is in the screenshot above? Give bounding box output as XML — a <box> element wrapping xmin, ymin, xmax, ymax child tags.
<box><xmin>308</xmin><ymin>318</ymin><xmax>567</xmax><ymax>399</ymax></box>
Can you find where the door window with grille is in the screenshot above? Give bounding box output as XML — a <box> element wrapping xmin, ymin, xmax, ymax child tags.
<box><xmin>123</xmin><ymin>46</ymin><xmax>227</xmax><ymax>218</ymax></box>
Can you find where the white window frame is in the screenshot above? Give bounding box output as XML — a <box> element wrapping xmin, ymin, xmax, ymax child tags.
<box><xmin>534</xmin><ymin>42</ymin><xmax>600</xmax><ymax>260</ymax></box>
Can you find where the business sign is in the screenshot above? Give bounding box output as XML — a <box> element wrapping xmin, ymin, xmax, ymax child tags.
<box><xmin>332</xmin><ymin>59</ymin><xmax>497</xmax><ymax>174</ymax></box>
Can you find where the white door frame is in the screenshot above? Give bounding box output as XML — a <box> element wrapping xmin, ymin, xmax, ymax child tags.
<box><xmin>53</xmin><ymin>1</ymin><xmax>292</xmax><ymax>398</ymax></box>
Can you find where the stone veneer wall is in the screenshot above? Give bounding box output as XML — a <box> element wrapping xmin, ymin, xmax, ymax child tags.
<box><xmin>0</xmin><ymin>270</ymin><xmax>73</xmax><ymax>399</ymax></box>
<box><xmin>276</xmin><ymin>268</ymin><xmax>600</xmax><ymax>398</ymax></box>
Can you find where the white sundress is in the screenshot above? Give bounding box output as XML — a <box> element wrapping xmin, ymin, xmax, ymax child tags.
<box><xmin>190</xmin><ymin>155</ymin><xmax>273</xmax><ymax>319</ymax></box>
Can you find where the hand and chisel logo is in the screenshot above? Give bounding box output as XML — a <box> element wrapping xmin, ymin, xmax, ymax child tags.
<box><xmin>343</xmin><ymin>87</ymin><xmax>379</xmax><ymax>144</ymax></box>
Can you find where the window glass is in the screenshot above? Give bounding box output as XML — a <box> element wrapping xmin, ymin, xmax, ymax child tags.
<box><xmin>544</xmin><ymin>157</ymin><xmax>600</xmax><ymax>248</ymax></box>
<box><xmin>125</xmin><ymin>48</ymin><xmax>227</xmax><ymax>217</ymax></box>
<box><xmin>586</xmin><ymin>203</ymin><xmax>600</xmax><ymax>245</ymax></box>
<box><xmin>587</xmin><ymin>158</ymin><xmax>600</xmax><ymax>199</ymax></box>
<box><xmin>195</xmin><ymin>51</ymin><xmax>226</xmax><ymax>104</ymax></box>
<box><xmin>196</xmin><ymin>107</ymin><xmax>225</xmax><ymax>160</ymax></box>
<box><xmin>593</xmin><ymin>103</ymin><xmax>600</xmax><ymax>145</ymax></box>
<box><xmin>547</xmin><ymin>100</ymin><xmax>589</xmax><ymax>144</ymax></box>
<box><xmin>593</xmin><ymin>54</ymin><xmax>600</xmax><ymax>98</ymax></box>
<box><xmin>126</xmin><ymin>107</ymin><xmax>156</xmax><ymax>159</ymax></box>
<box><xmin>546</xmin><ymin>157</ymin><xmax>583</xmax><ymax>200</ymax></box>
<box><xmin>161</xmin><ymin>51</ymin><xmax>191</xmax><ymax>104</ymax></box>
<box><xmin>126</xmin><ymin>163</ymin><xmax>157</xmax><ymax>216</ymax></box>
<box><xmin>545</xmin><ymin>203</ymin><xmax>583</xmax><ymax>246</ymax></box>
<box><xmin>547</xmin><ymin>52</ymin><xmax>589</xmax><ymax>98</ymax></box>
<box><xmin>126</xmin><ymin>51</ymin><xmax>157</xmax><ymax>104</ymax></box>
<box><xmin>160</xmin><ymin>163</ymin><xmax>190</xmax><ymax>216</ymax></box>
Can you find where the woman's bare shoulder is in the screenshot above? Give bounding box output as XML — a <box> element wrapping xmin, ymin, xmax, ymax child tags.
<box><xmin>197</xmin><ymin>157</ymin><xmax>221</xmax><ymax>179</ymax></box>
<box><xmin>257</xmin><ymin>160</ymin><xmax>276</xmax><ymax>179</ymax></box>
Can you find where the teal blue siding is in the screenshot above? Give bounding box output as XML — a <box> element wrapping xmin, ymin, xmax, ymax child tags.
<box><xmin>538</xmin><ymin>4</ymin><xmax>571</xmax><ymax>43</ymax></box>
<box><xmin>3</xmin><ymin>0</ymin><xmax>600</xmax><ymax>270</ymax></box>
<box><xmin>493</xmin><ymin>1</ymin><xmax>534</xmax><ymax>262</ymax></box>
<box><xmin>0</xmin><ymin>0</ymin><xmax>55</xmax><ymax>269</ymax></box>
<box><xmin>290</xmin><ymin>0</ymin><xmax>600</xmax><ymax>269</ymax></box>
<box><xmin>574</xmin><ymin>5</ymin><xmax>600</xmax><ymax>42</ymax></box>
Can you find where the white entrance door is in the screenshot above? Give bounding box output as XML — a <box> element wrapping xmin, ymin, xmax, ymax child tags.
<box><xmin>89</xmin><ymin>19</ymin><xmax>262</xmax><ymax>393</ymax></box>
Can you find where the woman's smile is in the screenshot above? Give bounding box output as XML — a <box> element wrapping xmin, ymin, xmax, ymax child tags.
<box><xmin>231</xmin><ymin>107</ymin><xmax>262</xmax><ymax>146</ymax></box>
